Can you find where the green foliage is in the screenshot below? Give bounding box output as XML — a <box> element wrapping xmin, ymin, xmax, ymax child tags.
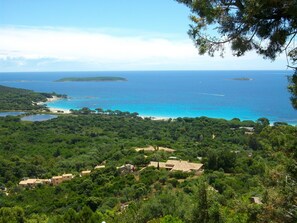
<box><xmin>0</xmin><ymin>85</ymin><xmax>45</xmax><ymax>111</ymax></box>
<box><xmin>176</xmin><ymin>0</ymin><xmax>297</xmax><ymax>64</ymax></box>
<box><xmin>192</xmin><ymin>181</ymin><xmax>209</xmax><ymax>223</ymax></box>
<box><xmin>0</xmin><ymin>206</ymin><xmax>25</xmax><ymax>223</ymax></box>
<box><xmin>288</xmin><ymin>69</ymin><xmax>297</xmax><ymax>109</ymax></box>
<box><xmin>0</xmin><ymin>105</ymin><xmax>296</xmax><ymax>222</ymax></box>
<box><xmin>0</xmin><ymin>85</ymin><xmax>65</xmax><ymax>111</ymax></box>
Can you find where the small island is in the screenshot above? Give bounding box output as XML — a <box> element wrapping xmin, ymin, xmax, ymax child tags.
<box><xmin>54</xmin><ymin>76</ymin><xmax>127</xmax><ymax>82</ymax></box>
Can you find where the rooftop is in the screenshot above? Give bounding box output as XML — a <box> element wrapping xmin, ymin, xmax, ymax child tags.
<box><xmin>149</xmin><ymin>160</ymin><xmax>203</xmax><ymax>172</ymax></box>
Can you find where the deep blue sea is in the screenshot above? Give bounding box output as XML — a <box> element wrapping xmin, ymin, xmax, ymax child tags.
<box><xmin>0</xmin><ymin>70</ymin><xmax>296</xmax><ymax>124</ymax></box>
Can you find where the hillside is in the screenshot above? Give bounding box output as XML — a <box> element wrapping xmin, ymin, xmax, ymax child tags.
<box><xmin>0</xmin><ymin>87</ymin><xmax>296</xmax><ymax>222</ymax></box>
<box><xmin>0</xmin><ymin>85</ymin><xmax>65</xmax><ymax>111</ymax></box>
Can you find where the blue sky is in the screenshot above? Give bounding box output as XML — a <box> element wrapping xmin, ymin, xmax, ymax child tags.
<box><xmin>0</xmin><ymin>0</ymin><xmax>288</xmax><ymax>71</ymax></box>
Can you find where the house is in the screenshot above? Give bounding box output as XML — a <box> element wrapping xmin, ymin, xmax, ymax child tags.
<box><xmin>19</xmin><ymin>178</ymin><xmax>50</xmax><ymax>187</ymax></box>
<box><xmin>51</xmin><ymin>176</ymin><xmax>63</xmax><ymax>186</ymax></box>
<box><xmin>149</xmin><ymin>160</ymin><xmax>203</xmax><ymax>173</ymax></box>
<box><xmin>35</xmin><ymin>179</ymin><xmax>51</xmax><ymax>185</ymax></box>
<box><xmin>81</xmin><ymin>170</ymin><xmax>91</xmax><ymax>176</ymax></box>
<box><xmin>51</xmin><ymin>173</ymin><xmax>73</xmax><ymax>186</ymax></box>
<box><xmin>250</xmin><ymin>197</ymin><xmax>263</xmax><ymax>204</ymax></box>
<box><xmin>19</xmin><ymin>179</ymin><xmax>37</xmax><ymax>187</ymax></box>
<box><xmin>62</xmin><ymin>173</ymin><xmax>73</xmax><ymax>181</ymax></box>
<box><xmin>118</xmin><ymin>164</ymin><xmax>135</xmax><ymax>174</ymax></box>
<box><xmin>135</xmin><ymin>146</ymin><xmax>175</xmax><ymax>153</ymax></box>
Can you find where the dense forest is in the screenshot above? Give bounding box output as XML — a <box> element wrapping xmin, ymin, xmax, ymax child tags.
<box><xmin>0</xmin><ymin>86</ymin><xmax>296</xmax><ymax>222</ymax></box>
<box><xmin>0</xmin><ymin>85</ymin><xmax>66</xmax><ymax>111</ymax></box>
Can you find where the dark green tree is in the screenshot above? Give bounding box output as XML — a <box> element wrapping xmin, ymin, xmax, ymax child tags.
<box><xmin>77</xmin><ymin>206</ymin><xmax>93</xmax><ymax>223</ymax></box>
<box><xmin>175</xmin><ymin>0</ymin><xmax>297</xmax><ymax>63</ymax></box>
<box><xmin>192</xmin><ymin>182</ymin><xmax>209</xmax><ymax>223</ymax></box>
<box><xmin>288</xmin><ymin>70</ymin><xmax>297</xmax><ymax>109</ymax></box>
<box><xmin>0</xmin><ymin>206</ymin><xmax>25</xmax><ymax>223</ymax></box>
<box><xmin>63</xmin><ymin>208</ymin><xmax>78</xmax><ymax>223</ymax></box>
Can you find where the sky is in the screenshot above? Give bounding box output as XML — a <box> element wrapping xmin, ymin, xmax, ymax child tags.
<box><xmin>0</xmin><ymin>0</ymin><xmax>289</xmax><ymax>71</ymax></box>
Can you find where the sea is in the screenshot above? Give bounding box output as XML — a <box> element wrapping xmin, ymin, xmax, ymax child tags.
<box><xmin>0</xmin><ymin>70</ymin><xmax>296</xmax><ymax>125</ymax></box>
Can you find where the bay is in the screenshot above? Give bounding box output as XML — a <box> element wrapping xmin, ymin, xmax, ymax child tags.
<box><xmin>0</xmin><ymin>70</ymin><xmax>296</xmax><ymax>124</ymax></box>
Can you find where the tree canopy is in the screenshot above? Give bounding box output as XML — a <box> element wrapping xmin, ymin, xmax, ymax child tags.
<box><xmin>176</xmin><ymin>0</ymin><xmax>297</xmax><ymax>66</ymax></box>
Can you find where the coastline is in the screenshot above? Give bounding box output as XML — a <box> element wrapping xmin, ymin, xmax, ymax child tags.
<box><xmin>42</xmin><ymin>98</ymin><xmax>296</xmax><ymax>125</ymax></box>
<box><xmin>48</xmin><ymin>107</ymin><xmax>71</xmax><ymax>114</ymax></box>
<box><xmin>140</xmin><ymin>115</ymin><xmax>171</xmax><ymax>121</ymax></box>
<box><xmin>43</xmin><ymin>104</ymin><xmax>297</xmax><ymax>125</ymax></box>
<box><xmin>36</xmin><ymin>95</ymin><xmax>60</xmax><ymax>105</ymax></box>
<box><xmin>38</xmin><ymin>96</ymin><xmax>72</xmax><ymax>114</ymax></box>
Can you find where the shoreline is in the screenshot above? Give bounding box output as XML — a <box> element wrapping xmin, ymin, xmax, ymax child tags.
<box><xmin>42</xmin><ymin>99</ymin><xmax>296</xmax><ymax>125</ymax></box>
<box><xmin>36</xmin><ymin>95</ymin><xmax>61</xmax><ymax>105</ymax></box>
<box><xmin>45</xmin><ymin>105</ymin><xmax>297</xmax><ymax>125</ymax></box>
<box><xmin>38</xmin><ymin>96</ymin><xmax>72</xmax><ymax>114</ymax></box>
<box><xmin>140</xmin><ymin>115</ymin><xmax>171</xmax><ymax>121</ymax></box>
<box><xmin>48</xmin><ymin>107</ymin><xmax>71</xmax><ymax>114</ymax></box>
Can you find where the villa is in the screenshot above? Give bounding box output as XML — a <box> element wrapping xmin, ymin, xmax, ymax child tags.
<box><xmin>149</xmin><ymin>160</ymin><xmax>203</xmax><ymax>173</ymax></box>
<box><xmin>51</xmin><ymin>173</ymin><xmax>73</xmax><ymax>186</ymax></box>
<box><xmin>19</xmin><ymin>178</ymin><xmax>50</xmax><ymax>187</ymax></box>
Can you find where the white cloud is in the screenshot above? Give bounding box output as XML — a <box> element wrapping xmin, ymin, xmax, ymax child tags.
<box><xmin>0</xmin><ymin>26</ymin><xmax>288</xmax><ymax>71</ymax></box>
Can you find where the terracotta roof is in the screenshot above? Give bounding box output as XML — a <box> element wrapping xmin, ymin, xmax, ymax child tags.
<box><xmin>19</xmin><ymin>178</ymin><xmax>50</xmax><ymax>186</ymax></box>
<box><xmin>149</xmin><ymin>160</ymin><xmax>203</xmax><ymax>172</ymax></box>
<box><xmin>19</xmin><ymin>180</ymin><xmax>34</xmax><ymax>185</ymax></box>
<box><xmin>167</xmin><ymin>160</ymin><xmax>203</xmax><ymax>172</ymax></box>
<box><xmin>149</xmin><ymin>161</ymin><xmax>167</xmax><ymax>169</ymax></box>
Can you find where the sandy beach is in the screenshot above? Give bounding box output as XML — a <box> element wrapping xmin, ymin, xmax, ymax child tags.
<box><xmin>36</xmin><ymin>96</ymin><xmax>71</xmax><ymax>114</ymax></box>
<box><xmin>46</xmin><ymin>96</ymin><xmax>60</xmax><ymax>102</ymax></box>
<box><xmin>36</xmin><ymin>95</ymin><xmax>60</xmax><ymax>105</ymax></box>
<box><xmin>140</xmin><ymin>116</ymin><xmax>171</xmax><ymax>121</ymax></box>
<box><xmin>48</xmin><ymin>107</ymin><xmax>71</xmax><ymax>114</ymax></box>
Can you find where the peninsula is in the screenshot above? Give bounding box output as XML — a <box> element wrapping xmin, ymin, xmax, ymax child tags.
<box><xmin>54</xmin><ymin>76</ymin><xmax>127</xmax><ymax>82</ymax></box>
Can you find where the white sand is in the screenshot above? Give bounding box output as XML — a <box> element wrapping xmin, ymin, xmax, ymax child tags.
<box><xmin>140</xmin><ymin>116</ymin><xmax>171</xmax><ymax>121</ymax></box>
<box><xmin>36</xmin><ymin>96</ymin><xmax>71</xmax><ymax>114</ymax></box>
<box><xmin>48</xmin><ymin>107</ymin><xmax>71</xmax><ymax>114</ymax></box>
<box><xmin>46</xmin><ymin>96</ymin><xmax>60</xmax><ymax>102</ymax></box>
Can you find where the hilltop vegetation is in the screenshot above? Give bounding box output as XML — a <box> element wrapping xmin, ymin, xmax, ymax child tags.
<box><xmin>0</xmin><ymin>86</ymin><xmax>296</xmax><ymax>222</ymax></box>
<box><xmin>0</xmin><ymin>112</ymin><xmax>296</xmax><ymax>222</ymax></box>
<box><xmin>0</xmin><ymin>85</ymin><xmax>66</xmax><ymax>111</ymax></box>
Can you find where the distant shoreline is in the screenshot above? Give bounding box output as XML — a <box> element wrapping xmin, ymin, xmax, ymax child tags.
<box><xmin>54</xmin><ymin>76</ymin><xmax>127</xmax><ymax>82</ymax></box>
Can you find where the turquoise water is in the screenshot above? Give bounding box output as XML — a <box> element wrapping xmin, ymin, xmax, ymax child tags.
<box><xmin>0</xmin><ymin>70</ymin><xmax>296</xmax><ymax>124</ymax></box>
<box><xmin>21</xmin><ymin>114</ymin><xmax>58</xmax><ymax>122</ymax></box>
